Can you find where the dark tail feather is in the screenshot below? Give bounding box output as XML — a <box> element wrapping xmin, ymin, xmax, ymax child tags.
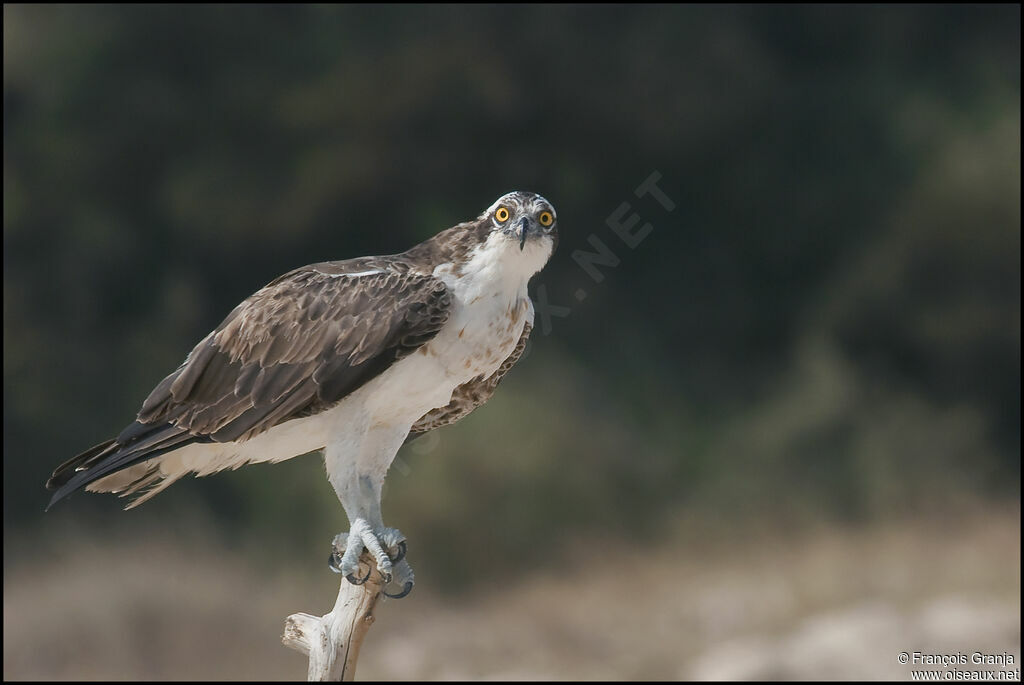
<box><xmin>46</xmin><ymin>439</ymin><xmax>118</xmax><ymax>490</ymax></box>
<box><xmin>45</xmin><ymin>422</ymin><xmax>206</xmax><ymax>511</ymax></box>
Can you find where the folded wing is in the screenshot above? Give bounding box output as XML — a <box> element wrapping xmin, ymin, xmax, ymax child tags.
<box><xmin>46</xmin><ymin>261</ymin><xmax>451</xmax><ymax>507</ymax></box>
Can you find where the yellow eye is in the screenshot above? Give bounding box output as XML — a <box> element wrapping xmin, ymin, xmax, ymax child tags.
<box><xmin>495</xmin><ymin>207</ymin><xmax>510</xmax><ymax>223</ymax></box>
<box><xmin>538</xmin><ymin>211</ymin><xmax>554</xmax><ymax>227</ymax></box>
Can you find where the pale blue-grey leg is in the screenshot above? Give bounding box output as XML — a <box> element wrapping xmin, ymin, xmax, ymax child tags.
<box><xmin>325</xmin><ymin>427</ymin><xmax>414</xmax><ymax>595</ymax></box>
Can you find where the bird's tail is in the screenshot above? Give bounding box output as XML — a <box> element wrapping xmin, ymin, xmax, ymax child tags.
<box><xmin>45</xmin><ymin>421</ymin><xmax>204</xmax><ymax>510</ymax></box>
<box><xmin>46</xmin><ymin>439</ymin><xmax>119</xmax><ymax>491</ymax></box>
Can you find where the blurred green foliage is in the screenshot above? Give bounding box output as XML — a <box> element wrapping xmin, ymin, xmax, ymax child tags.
<box><xmin>4</xmin><ymin>5</ymin><xmax>1019</xmax><ymax>587</ymax></box>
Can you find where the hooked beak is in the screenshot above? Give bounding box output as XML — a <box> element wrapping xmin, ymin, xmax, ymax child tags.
<box><xmin>518</xmin><ymin>216</ymin><xmax>530</xmax><ymax>250</ymax></box>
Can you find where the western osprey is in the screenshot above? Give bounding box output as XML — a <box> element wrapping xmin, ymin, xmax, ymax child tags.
<box><xmin>46</xmin><ymin>191</ymin><xmax>557</xmax><ymax>598</ymax></box>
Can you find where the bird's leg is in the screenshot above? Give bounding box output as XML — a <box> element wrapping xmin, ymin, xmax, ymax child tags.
<box><xmin>325</xmin><ymin>429</ymin><xmax>415</xmax><ymax>596</ymax></box>
<box><xmin>327</xmin><ymin>471</ymin><xmax>410</xmax><ymax>591</ymax></box>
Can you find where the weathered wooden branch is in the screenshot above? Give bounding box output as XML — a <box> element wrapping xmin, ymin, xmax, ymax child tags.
<box><xmin>282</xmin><ymin>554</ymin><xmax>384</xmax><ymax>681</ymax></box>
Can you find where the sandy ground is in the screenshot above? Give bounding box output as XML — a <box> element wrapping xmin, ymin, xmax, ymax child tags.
<box><xmin>4</xmin><ymin>507</ymin><xmax>1020</xmax><ymax>680</ymax></box>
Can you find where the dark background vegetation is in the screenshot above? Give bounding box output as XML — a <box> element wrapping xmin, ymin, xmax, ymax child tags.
<box><xmin>3</xmin><ymin>4</ymin><xmax>1020</xmax><ymax>679</ymax></box>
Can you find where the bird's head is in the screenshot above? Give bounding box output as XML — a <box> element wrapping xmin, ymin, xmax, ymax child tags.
<box><xmin>466</xmin><ymin>191</ymin><xmax>557</xmax><ymax>279</ymax></box>
<box><xmin>481</xmin><ymin>191</ymin><xmax>558</xmax><ymax>251</ymax></box>
<box><xmin>419</xmin><ymin>191</ymin><xmax>558</xmax><ymax>285</ymax></box>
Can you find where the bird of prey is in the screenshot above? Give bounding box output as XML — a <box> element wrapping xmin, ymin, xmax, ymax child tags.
<box><xmin>46</xmin><ymin>191</ymin><xmax>557</xmax><ymax>598</ymax></box>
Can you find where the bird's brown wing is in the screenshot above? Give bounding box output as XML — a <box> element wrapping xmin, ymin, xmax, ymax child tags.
<box><xmin>47</xmin><ymin>260</ymin><xmax>451</xmax><ymax>507</ymax></box>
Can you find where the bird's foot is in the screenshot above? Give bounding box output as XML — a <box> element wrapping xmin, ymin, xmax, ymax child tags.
<box><xmin>382</xmin><ymin>558</ymin><xmax>415</xmax><ymax>599</ymax></box>
<box><xmin>328</xmin><ymin>520</ymin><xmax>413</xmax><ymax>597</ymax></box>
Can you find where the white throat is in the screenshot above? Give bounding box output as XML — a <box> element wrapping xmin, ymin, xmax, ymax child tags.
<box><xmin>434</xmin><ymin>231</ymin><xmax>552</xmax><ymax>299</ymax></box>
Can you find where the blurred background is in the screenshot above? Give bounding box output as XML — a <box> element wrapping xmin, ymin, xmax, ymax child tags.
<box><xmin>4</xmin><ymin>4</ymin><xmax>1020</xmax><ymax>680</ymax></box>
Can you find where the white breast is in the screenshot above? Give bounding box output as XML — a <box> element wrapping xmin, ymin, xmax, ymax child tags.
<box><xmin>354</xmin><ymin>230</ymin><xmax>544</xmax><ymax>429</ymax></box>
<box><xmin>358</xmin><ymin>284</ymin><xmax>530</xmax><ymax>428</ymax></box>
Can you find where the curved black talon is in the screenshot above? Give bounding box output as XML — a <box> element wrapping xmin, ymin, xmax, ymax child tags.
<box><xmin>382</xmin><ymin>581</ymin><xmax>414</xmax><ymax>599</ymax></box>
<box><xmin>390</xmin><ymin>540</ymin><xmax>407</xmax><ymax>564</ymax></box>
<box><xmin>345</xmin><ymin>566</ymin><xmax>371</xmax><ymax>586</ymax></box>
